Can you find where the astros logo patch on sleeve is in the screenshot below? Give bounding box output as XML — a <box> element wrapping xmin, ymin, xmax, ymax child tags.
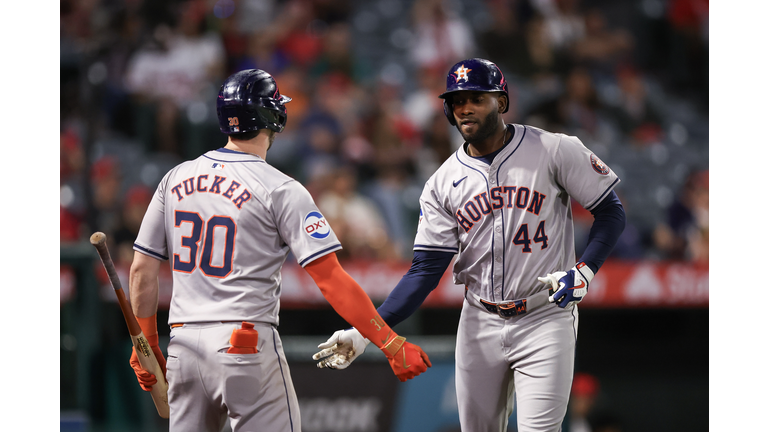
<box><xmin>590</xmin><ymin>154</ymin><xmax>610</xmax><ymax>175</ymax></box>
<box><xmin>303</xmin><ymin>211</ymin><xmax>331</xmax><ymax>239</ymax></box>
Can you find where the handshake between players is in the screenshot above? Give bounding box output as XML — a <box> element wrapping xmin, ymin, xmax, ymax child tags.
<box><xmin>313</xmin><ymin>326</ymin><xmax>431</xmax><ymax>382</ymax></box>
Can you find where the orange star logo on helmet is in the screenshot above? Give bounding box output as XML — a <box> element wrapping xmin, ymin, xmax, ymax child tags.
<box><xmin>453</xmin><ymin>65</ymin><xmax>472</xmax><ymax>83</ymax></box>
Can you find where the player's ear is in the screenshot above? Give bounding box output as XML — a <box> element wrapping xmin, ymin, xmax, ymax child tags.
<box><xmin>497</xmin><ymin>93</ymin><xmax>508</xmax><ymax>114</ymax></box>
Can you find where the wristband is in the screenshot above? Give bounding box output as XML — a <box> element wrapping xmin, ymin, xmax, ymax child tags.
<box><xmin>382</xmin><ymin>335</ymin><xmax>406</xmax><ymax>357</ymax></box>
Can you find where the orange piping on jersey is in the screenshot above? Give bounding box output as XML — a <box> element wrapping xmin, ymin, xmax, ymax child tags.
<box><xmin>303</xmin><ymin>253</ymin><xmax>396</xmax><ymax>349</ymax></box>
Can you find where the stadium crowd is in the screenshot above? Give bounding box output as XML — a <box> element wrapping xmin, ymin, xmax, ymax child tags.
<box><xmin>60</xmin><ymin>0</ymin><xmax>709</xmax><ymax>267</ymax></box>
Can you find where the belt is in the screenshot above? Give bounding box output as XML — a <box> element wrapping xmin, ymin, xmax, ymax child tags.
<box><xmin>465</xmin><ymin>287</ymin><xmax>553</xmax><ymax>318</ymax></box>
<box><xmin>170</xmin><ymin>320</ymin><xmax>255</xmax><ymax>328</ymax></box>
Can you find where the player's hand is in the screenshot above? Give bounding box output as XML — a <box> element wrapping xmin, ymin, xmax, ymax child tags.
<box><xmin>538</xmin><ymin>262</ymin><xmax>594</xmax><ymax>308</ymax></box>
<box><xmin>129</xmin><ymin>335</ymin><xmax>167</xmax><ymax>392</ymax></box>
<box><xmin>381</xmin><ymin>336</ymin><xmax>432</xmax><ymax>382</ymax></box>
<box><xmin>312</xmin><ymin>328</ymin><xmax>370</xmax><ymax>370</ymax></box>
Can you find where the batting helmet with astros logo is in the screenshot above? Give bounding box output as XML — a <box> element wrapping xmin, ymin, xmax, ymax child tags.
<box><xmin>439</xmin><ymin>58</ymin><xmax>509</xmax><ymax>126</ymax></box>
<box><xmin>216</xmin><ymin>69</ymin><xmax>292</xmax><ymax>134</ymax></box>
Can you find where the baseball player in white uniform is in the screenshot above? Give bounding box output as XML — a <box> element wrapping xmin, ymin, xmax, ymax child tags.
<box><xmin>313</xmin><ymin>59</ymin><xmax>626</xmax><ymax>431</ymax></box>
<box><xmin>127</xmin><ymin>69</ymin><xmax>431</xmax><ymax>432</ymax></box>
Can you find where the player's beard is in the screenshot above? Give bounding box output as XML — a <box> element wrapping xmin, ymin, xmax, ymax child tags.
<box><xmin>267</xmin><ymin>130</ymin><xmax>276</xmax><ymax>151</ymax></box>
<box><xmin>458</xmin><ymin>109</ymin><xmax>501</xmax><ymax>144</ymax></box>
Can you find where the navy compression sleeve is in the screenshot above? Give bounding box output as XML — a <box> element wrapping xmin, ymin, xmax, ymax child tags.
<box><xmin>579</xmin><ymin>190</ymin><xmax>626</xmax><ymax>274</ymax></box>
<box><xmin>377</xmin><ymin>250</ymin><xmax>454</xmax><ymax>328</ymax></box>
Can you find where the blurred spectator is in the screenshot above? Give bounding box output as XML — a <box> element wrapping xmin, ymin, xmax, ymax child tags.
<box><xmin>60</xmin><ymin>0</ymin><xmax>710</xmax><ymax>270</ymax></box>
<box><xmin>477</xmin><ymin>0</ymin><xmax>565</xmax><ymax>87</ymax></box>
<box><xmin>98</xmin><ymin>5</ymin><xmax>149</xmax><ymax>136</ymax></box>
<box><xmin>312</xmin><ymin>71</ymin><xmax>367</xmax><ymax>135</ymax></box>
<box><xmin>61</xmin><ymin>127</ymin><xmax>87</xmax><ymax>243</ymax></box>
<box><xmin>309</xmin><ymin>0</ymin><xmax>353</xmax><ymax>25</ymax></box>
<box><xmin>363</xmin><ymin>81</ymin><xmax>421</xmax><ymax>178</ymax></box>
<box><xmin>309</xmin><ymin>22</ymin><xmax>372</xmax><ymax>83</ymax></box>
<box><xmin>61</xmin><ymin>127</ymin><xmax>85</xmax><ymax>183</ymax></box>
<box><xmin>271</xmin><ymin>0</ymin><xmax>325</xmax><ymax>69</ymax></box>
<box><xmin>112</xmin><ymin>185</ymin><xmax>154</xmax><ymax>266</ymax></box>
<box><xmin>234</xmin><ymin>28</ymin><xmax>291</xmax><ymax>76</ymax></box>
<box><xmin>273</xmin><ymin>66</ymin><xmax>314</xmax><ymax>127</ymax></box>
<box><xmin>665</xmin><ymin>0</ymin><xmax>708</xmax><ymax>107</ymax></box>
<box><xmin>525</xmin><ymin>66</ymin><xmax>602</xmax><ymax>136</ymax></box>
<box><xmin>408</xmin><ymin>0</ymin><xmax>476</xmax><ymax>71</ymax></box>
<box><xmin>476</xmin><ymin>0</ymin><xmax>526</xmax><ymax>76</ymax></box>
<box><xmin>604</xmin><ymin>66</ymin><xmax>664</xmax><ymax>146</ymax></box>
<box><xmin>569</xmin><ymin>372</ymin><xmax>600</xmax><ymax>432</ymax></box>
<box><xmin>403</xmin><ymin>65</ymin><xmax>446</xmax><ymax>132</ymax></box>
<box><xmin>571</xmin><ymin>9</ymin><xmax>634</xmax><ymax>76</ymax></box>
<box><xmin>60</xmin><ymin>265</ymin><xmax>77</xmax><ymax>305</ymax></box>
<box><xmin>124</xmin><ymin>0</ymin><xmax>226</xmax><ymax>156</ymax></box>
<box><xmin>233</xmin><ymin>0</ymin><xmax>278</xmax><ymax>35</ymax></box>
<box><xmin>415</xmin><ymin>112</ymin><xmax>457</xmax><ymax>180</ymax></box>
<box><xmin>652</xmin><ymin>169</ymin><xmax>708</xmax><ymax>262</ymax></box>
<box><xmin>532</xmin><ymin>0</ymin><xmax>585</xmax><ymax>51</ymax></box>
<box><xmin>362</xmin><ymin>164</ymin><xmax>415</xmax><ymax>260</ymax></box>
<box><xmin>295</xmin><ymin>110</ymin><xmax>344</xmax><ymax>185</ymax></box>
<box><xmin>316</xmin><ymin>166</ymin><xmax>398</xmax><ymax>261</ymax></box>
<box><xmin>90</xmin><ymin>156</ymin><xmax>123</xmax><ymax>239</ymax></box>
<box><xmin>61</xmin><ymin>206</ymin><xmax>83</xmax><ymax>244</ymax></box>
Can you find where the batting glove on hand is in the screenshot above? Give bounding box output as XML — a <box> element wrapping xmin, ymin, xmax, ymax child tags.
<box><xmin>538</xmin><ymin>262</ymin><xmax>595</xmax><ymax>308</ymax></box>
<box><xmin>129</xmin><ymin>335</ymin><xmax>167</xmax><ymax>392</ymax></box>
<box><xmin>381</xmin><ymin>335</ymin><xmax>432</xmax><ymax>382</ymax></box>
<box><xmin>312</xmin><ymin>328</ymin><xmax>370</xmax><ymax>370</ymax></box>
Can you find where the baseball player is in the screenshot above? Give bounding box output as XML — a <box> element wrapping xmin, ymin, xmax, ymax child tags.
<box><xmin>127</xmin><ymin>69</ymin><xmax>431</xmax><ymax>432</ymax></box>
<box><xmin>313</xmin><ymin>59</ymin><xmax>626</xmax><ymax>432</ymax></box>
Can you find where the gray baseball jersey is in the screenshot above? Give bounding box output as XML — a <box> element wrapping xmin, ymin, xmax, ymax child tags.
<box><xmin>415</xmin><ymin>123</ymin><xmax>619</xmax><ymax>301</ymax></box>
<box><xmin>134</xmin><ymin>148</ymin><xmax>342</xmax><ymax>326</ymax></box>
<box><xmin>415</xmin><ymin>124</ymin><xmax>619</xmax><ymax>432</ymax></box>
<box><xmin>134</xmin><ymin>147</ymin><xmax>342</xmax><ymax>432</ymax></box>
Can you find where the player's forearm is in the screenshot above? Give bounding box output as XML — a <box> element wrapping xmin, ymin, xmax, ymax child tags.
<box><xmin>304</xmin><ymin>253</ymin><xmax>398</xmax><ymax>349</ymax></box>
<box><xmin>129</xmin><ymin>251</ymin><xmax>162</xmax><ymax>318</ymax></box>
<box><xmin>581</xmin><ymin>192</ymin><xmax>627</xmax><ymax>273</ymax></box>
<box><xmin>377</xmin><ymin>250</ymin><xmax>454</xmax><ymax>327</ymax></box>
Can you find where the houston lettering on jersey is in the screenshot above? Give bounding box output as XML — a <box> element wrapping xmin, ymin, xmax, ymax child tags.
<box><xmin>170</xmin><ymin>175</ymin><xmax>252</xmax><ymax>209</ymax></box>
<box><xmin>455</xmin><ymin>185</ymin><xmax>546</xmax><ymax>232</ymax></box>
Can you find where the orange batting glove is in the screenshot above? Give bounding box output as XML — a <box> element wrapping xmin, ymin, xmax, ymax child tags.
<box><xmin>129</xmin><ymin>315</ymin><xmax>167</xmax><ymax>392</ymax></box>
<box><xmin>381</xmin><ymin>334</ymin><xmax>432</xmax><ymax>382</ymax></box>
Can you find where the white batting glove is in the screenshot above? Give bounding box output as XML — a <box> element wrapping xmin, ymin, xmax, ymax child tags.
<box><xmin>312</xmin><ymin>328</ymin><xmax>370</xmax><ymax>370</ymax></box>
<box><xmin>538</xmin><ymin>262</ymin><xmax>595</xmax><ymax>308</ymax></box>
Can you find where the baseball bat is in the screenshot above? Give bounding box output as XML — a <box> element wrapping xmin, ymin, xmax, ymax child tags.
<box><xmin>89</xmin><ymin>232</ymin><xmax>170</xmax><ymax>419</ymax></box>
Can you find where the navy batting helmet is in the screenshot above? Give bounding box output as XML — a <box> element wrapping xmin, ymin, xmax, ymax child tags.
<box><xmin>216</xmin><ymin>69</ymin><xmax>292</xmax><ymax>134</ymax></box>
<box><xmin>438</xmin><ymin>58</ymin><xmax>508</xmax><ymax>126</ymax></box>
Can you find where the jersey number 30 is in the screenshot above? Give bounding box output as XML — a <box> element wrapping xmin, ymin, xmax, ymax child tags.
<box><xmin>173</xmin><ymin>210</ymin><xmax>237</xmax><ymax>278</ymax></box>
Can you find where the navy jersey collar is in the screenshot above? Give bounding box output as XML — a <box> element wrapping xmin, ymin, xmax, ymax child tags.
<box><xmin>464</xmin><ymin>124</ymin><xmax>515</xmax><ymax>165</ymax></box>
<box><xmin>217</xmin><ymin>148</ymin><xmax>247</xmax><ymax>154</ymax></box>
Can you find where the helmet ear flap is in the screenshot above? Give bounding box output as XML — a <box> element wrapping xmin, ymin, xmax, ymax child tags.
<box><xmin>443</xmin><ymin>100</ymin><xmax>456</xmax><ymax>126</ymax></box>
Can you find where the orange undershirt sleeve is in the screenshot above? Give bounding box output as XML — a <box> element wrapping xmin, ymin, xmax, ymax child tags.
<box><xmin>136</xmin><ymin>314</ymin><xmax>159</xmax><ymax>347</ymax></box>
<box><xmin>304</xmin><ymin>253</ymin><xmax>398</xmax><ymax>349</ymax></box>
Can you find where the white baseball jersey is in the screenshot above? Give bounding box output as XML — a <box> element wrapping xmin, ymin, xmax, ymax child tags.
<box><xmin>134</xmin><ymin>148</ymin><xmax>342</xmax><ymax>326</ymax></box>
<box><xmin>414</xmin><ymin>123</ymin><xmax>620</xmax><ymax>302</ymax></box>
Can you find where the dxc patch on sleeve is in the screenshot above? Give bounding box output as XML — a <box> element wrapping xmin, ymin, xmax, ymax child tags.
<box><xmin>303</xmin><ymin>211</ymin><xmax>331</xmax><ymax>239</ymax></box>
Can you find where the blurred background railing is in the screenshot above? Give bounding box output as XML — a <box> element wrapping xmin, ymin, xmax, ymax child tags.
<box><xmin>60</xmin><ymin>0</ymin><xmax>708</xmax><ymax>431</ymax></box>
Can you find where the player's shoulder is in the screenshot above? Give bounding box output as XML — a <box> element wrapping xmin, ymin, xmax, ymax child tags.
<box><xmin>519</xmin><ymin>124</ymin><xmax>581</xmax><ymax>150</ymax></box>
<box><xmin>427</xmin><ymin>147</ymin><xmax>465</xmax><ymax>184</ymax></box>
<box><xmin>202</xmin><ymin>149</ymin><xmax>295</xmax><ymax>192</ymax></box>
